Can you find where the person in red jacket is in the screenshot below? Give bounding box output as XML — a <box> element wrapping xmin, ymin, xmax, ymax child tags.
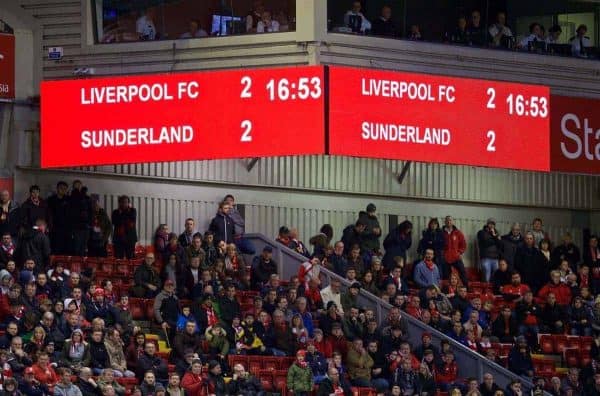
<box><xmin>313</xmin><ymin>329</ymin><xmax>333</xmax><ymax>358</ymax></box>
<box><xmin>181</xmin><ymin>359</ymin><xmax>205</xmax><ymax>396</ymax></box>
<box><xmin>327</xmin><ymin>323</ymin><xmax>348</xmax><ymax>358</ymax></box>
<box><xmin>538</xmin><ymin>270</ymin><xmax>572</xmax><ymax>306</ymax></box>
<box><xmin>502</xmin><ymin>272</ymin><xmax>531</xmax><ymax>303</ymax></box>
<box><xmin>436</xmin><ymin>351</ymin><xmax>459</xmax><ymax>391</ymax></box>
<box><xmin>442</xmin><ymin>216</ymin><xmax>468</xmax><ymax>286</ymax></box>
<box><xmin>30</xmin><ymin>352</ymin><xmax>58</xmax><ymax>392</ymax></box>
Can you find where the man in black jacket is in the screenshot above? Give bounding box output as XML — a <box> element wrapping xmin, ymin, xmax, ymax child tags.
<box><xmin>137</xmin><ymin>342</ymin><xmax>168</xmax><ymax>382</ymax></box>
<box><xmin>477</xmin><ymin>218</ymin><xmax>502</xmax><ymax>283</ymax></box>
<box><xmin>251</xmin><ymin>246</ymin><xmax>277</xmax><ymax>288</ymax></box>
<box><xmin>207</xmin><ymin>360</ymin><xmax>230</xmax><ymax>395</ymax></box>
<box><xmin>229</xmin><ymin>363</ymin><xmax>265</xmax><ymax>396</ymax></box>
<box><xmin>317</xmin><ymin>367</ymin><xmax>352</xmax><ymax>396</ymax></box>
<box><xmin>480</xmin><ymin>373</ymin><xmax>501</xmax><ymax>396</ymax></box>
<box><xmin>208</xmin><ymin>201</ymin><xmax>234</xmax><ymax>244</ymax></box>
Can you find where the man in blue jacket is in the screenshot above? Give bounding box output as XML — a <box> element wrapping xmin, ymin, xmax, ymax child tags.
<box><xmin>413</xmin><ymin>249</ymin><xmax>441</xmax><ymax>289</ymax></box>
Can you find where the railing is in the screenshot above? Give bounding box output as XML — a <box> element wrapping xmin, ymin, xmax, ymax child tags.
<box><xmin>244</xmin><ymin>233</ymin><xmax>537</xmax><ymax>391</ymax></box>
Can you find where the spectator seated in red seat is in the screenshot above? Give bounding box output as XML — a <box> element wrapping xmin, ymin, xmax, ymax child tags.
<box><xmin>538</xmin><ymin>270</ymin><xmax>572</xmax><ymax>306</ymax></box>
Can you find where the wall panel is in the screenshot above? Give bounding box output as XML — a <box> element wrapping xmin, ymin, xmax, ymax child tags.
<box><xmin>76</xmin><ymin>155</ymin><xmax>600</xmax><ymax>210</ymax></box>
<box><xmin>15</xmin><ymin>168</ymin><xmax>590</xmax><ymax>269</ymax></box>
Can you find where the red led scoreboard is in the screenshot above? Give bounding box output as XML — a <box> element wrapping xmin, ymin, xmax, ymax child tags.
<box><xmin>328</xmin><ymin>66</ymin><xmax>551</xmax><ymax>172</ymax></box>
<box><xmin>41</xmin><ymin>65</ymin><xmax>553</xmax><ymax>172</ymax></box>
<box><xmin>41</xmin><ymin>66</ymin><xmax>325</xmax><ymax>168</ymax></box>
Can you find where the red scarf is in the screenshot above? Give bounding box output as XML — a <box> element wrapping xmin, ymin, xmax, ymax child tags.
<box><xmin>205</xmin><ymin>307</ymin><xmax>217</xmax><ymax>327</ymax></box>
<box><xmin>296</xmin><ymin>360</ymin><xmax>307</xmax><ymax>369</ymax></box>
<box><xmin>581</xmin><ymin>274</ymin><xmax>589</xmax><ymax>288</ymax></box>
<box><xmin>30</xmin><ymin>197</ymin><xmax>40</xmax><ymax>206</ymax></box>
<box><xmin>1</xmin><ymin>243</ymin><xmax>14</xmax><ymax>256</ymax></box>
<box><xmin>424</xmin><ymin>259</ymin><xmax>435</xmax><ymax>271</ymax></box>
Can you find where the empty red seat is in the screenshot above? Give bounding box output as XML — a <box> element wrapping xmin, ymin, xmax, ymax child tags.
<box><xmin>498</xmin><ymin>343</ymin><xmax>513</xmax><ymax>358</ymax></box>
<box><xmin>554</xmin><ymin>335</ymin><xmax>568</xmax><ymax>354</ymax></box>
<box><xmin>129</xmin><ymin>298</ymin><xmax>145</xmax><ymax>320</ymax></box>
<box><xmin>272</xmin><ymin>370</ymin><xmax>288</xmax><ymax>396</ymax></box>
<box><xmin>248</xmin><ymin>357</ymin><xmax>262</xmax><ymax>375</ymax></box>
<box><xmin>539</xmin><ymin>334</ymin><xmax>554</xmax><ymax>354</ymax></box>
<box><xmin>564</xmin><ymin>348</ymin><xmax>580</xmax><ymax>367</ymax></box>
<box><xmin>263</xmin><ymin>357</ymin><xmax>279</xmax><ymax>371</ymax></box>
<box><xmin>567</xmin><ymin>336</ymin><xmax>581</xmax><ymax>350</ymax></box>
<box><xmin>258</xmin><ymin>370</ymin><xmax>273</xmax><ymax>392</ymax></box>
<box><xmin>581</xmin><ymin>336</ymin><xmax>594</xmax><ymax>354</ymax></box>
<box><xmin>228</xmin><ymin>355</ymin><xmax>249</xmax><ymax>369</ymax></box>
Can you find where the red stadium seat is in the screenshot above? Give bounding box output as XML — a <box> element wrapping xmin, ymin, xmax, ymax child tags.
<box><xmin>145</xmin><ymin>299</ymin><xmax>155</xmax><ymax>321</ymax></box>
<box><xmin>228</xmin><ymin>355</ymin><xmax>249</xmax><ymax>370</ymax></box>
<box><xmin>539</xmin><ymin>334</ymin><xmax>554</xmax><ymax>355</ymax></box>
<box><xmin>272</xmin><ymin>370</ymin><xmax>288</xmax><ymax>396</ymax></box>
<box><xmin>129</xmin><ymin>298</ymin><xmax>145</xmax><ymax>320</ymax></box>
<box><xmin>581</xmin><ymin>337</ymin><xmax>594</xmax><ymax>354</ymax></box>
<box><xmin>566</xmin><ymin>336</ymin><xmax>581</xmax><ymax>350</ymax></box>
<box><xmin>498</xmin><ymin>343</ymin><xmax>513</xmax><ymax>358</ymax></box>
<box><xmin>248</xmin><ymin>356</ymin><xmax>262</xmax><ymax>375</ymax></box>
<box><xmin>258</xmin><ymin>370</ymin><xmax>274</xmax><ymax>392</ymax></box>
<box><xmin>263</xmin><ymin>357</ymin><xmax>279</xmax><ymax>371</ymax></box>
<box><xmin>564</xmin><ymin>348</ymin><xmax>580</xmax><ymax>367</ymax></box>
<box><xmin>554</xmin><ymin>335</ymin><xmax>568</xmax><ymax>354</ymax></box>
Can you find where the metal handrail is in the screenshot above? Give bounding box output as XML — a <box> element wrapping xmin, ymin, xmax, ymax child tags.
<box><xmin>244</xmin><ymin>233</ymin><xmax>538</xmax><ymax>392</ymax></box>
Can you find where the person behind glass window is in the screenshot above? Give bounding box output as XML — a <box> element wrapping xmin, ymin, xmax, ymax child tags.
<box><xmin>447</xmin><ymin>15</ymin><xmax>468</xmax><ymax>44</ymax></box>
<box><xmin>467</xmin><ymin>10</ymin><xmax>486</xmax><ymax>46</ymax></box>
<box><xmin>136</xmin><ymin>8</ymin><xmax>157</xmax><ymax>41</ymax></box>
<box><xmin>546</xmin><ymin>25</ymin><xmax>562</xmax><ymax>44</ymax></box>
<box><xmin>257</xmin><ymin>11</ymin><xmax>280</xmax><ymax>33</ymax></box>
<box><xmin>344</xmin><ymin>1</ymin><xmax>371</xmax><ymax>34</ymax></box>
<box><xmin>371</xmin><ymin>5</ymin><xmax>398</xmax><ymax>38</ymax></box>
<box><xmin>571</xmin><ymin>24</ymin><xmax>592</xmax><ymax>58</ymax></box>
<box><xmin>246</xmin><ymin>1</ymin><xmax>266</xmax><ymax>33</ymax></box>
<box><xmin>519</xmin><ymin>22</ymin><xmax>544</xmax><ymax>51</ymax></box>
<box><xmin>179</xmin><ymin>19</ymin><xmax>208</xmax><ymax>39</ymax></box>
<box><xmin>488</xmin><ymin>11</ymin><xmax>513</xmax><ymax>48</ymax></box>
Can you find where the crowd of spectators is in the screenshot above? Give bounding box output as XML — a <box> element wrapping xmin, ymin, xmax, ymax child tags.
<box><xmin>1</xmin><ymin>179</ymin><xmax>600</xmax><ymax>395</ymax></box>
<box><xmin>334</xmin><ymin>1</ymin><xmax>596</xmax><ymax>59</ymax></box>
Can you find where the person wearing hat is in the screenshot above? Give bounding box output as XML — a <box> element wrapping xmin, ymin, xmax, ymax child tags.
<box><xmin>251</xmin><ymin>245</ymin><xmax>277</xmax><ymax>288</ymax></box>
<box><xmin>85</xmin><ymin>287</ymin><xmax>110</xmax><ymax>322</ymax></box>
<box><xmin>477</xmin><ymin>218</ymin><xmax>502</xmax><ymax>283</ymax></box>
<box><xmin>319</xmin><ymin>301</ymin><xmax>342</xmax><ymax>337</ymax></box>
<box><xmin>287</xmin><ymin>350</ymin><xmax>314</xmax><ymax>396</ymax></box>
<box><xmin>327</xmin><ymin>322</ymin><xmax>349</xmax><ymax>358</ymax></box>
<box><xmin>341</xmin><ymin>220</ymin><xmax>366</xmax><ymax>256</ymax></box>
<box><xmin>341</xmin><ymin>282</ymin><xmax>361</xmax><ymax>314</ymax></box>
<box><xmin>153</xmin><ymin>279</ymin><xmax>180</xmax><ymax>339</ymax></box>
<box><xmin>358</xmin><ymin>203</ymin><xmax>382</xmax><ymax>253</ymax></box>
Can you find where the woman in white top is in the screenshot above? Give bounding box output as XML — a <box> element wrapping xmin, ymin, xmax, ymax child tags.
<box><xmin>257</xmin><ymin>11</ymin><xmax>280</xmax><ymax>33</ymax></box>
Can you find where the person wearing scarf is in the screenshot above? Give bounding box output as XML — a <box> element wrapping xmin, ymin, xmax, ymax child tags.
<box><xmin>0</xmin><ymin>233</ymin><xmax>16</xmax><ymax>266</ymax></box>
<box><xmin>413</xmin><ymin>249</ymin><xmax>441</xmax><ymax>289</ymax></box>
<box><xmin>287</xmin><ymin>350</ymin><xmax>314</xmax><ymax>396</ymax></box>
